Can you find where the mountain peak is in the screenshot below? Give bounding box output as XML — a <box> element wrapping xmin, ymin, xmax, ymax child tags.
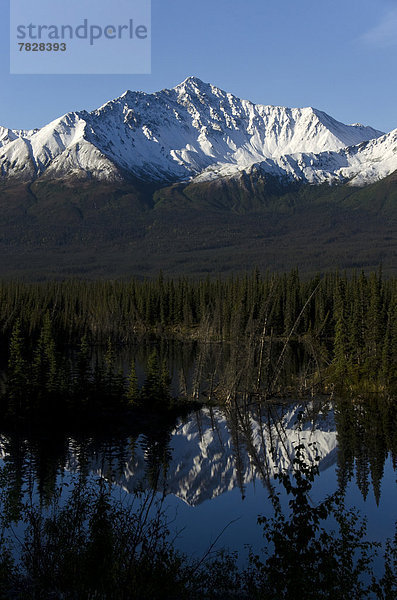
<box><xmin>173</xmin><ymin>76</ymin><xmax>212</xmax><ymax>96</ymax></box>
<box><xmin>175</xmin><ymin>75</ymin><xmax>206</xmax><ymax>87</ymax></box>
<box><xmin>120</xmin><ymin>89</ymin><xmax>133</xmax><ymax>98</ymax></box>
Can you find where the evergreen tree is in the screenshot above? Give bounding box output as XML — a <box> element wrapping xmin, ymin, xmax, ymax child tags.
<box><xmin>31</xmin><ymin>312</ymin><xmax>59</xmax><ymax>402</ymax></box>
<box><xmin>333</xmin><ymin>279</ymin><xmax>349</xmax><ymax>379</ymax></box>
<box><xmin>6</xmin><ymin>319</ymin><xmax>28</xmax><ymax>417</ymax></box>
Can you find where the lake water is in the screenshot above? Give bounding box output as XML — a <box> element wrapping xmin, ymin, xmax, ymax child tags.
<box><xmin>0</xmin><ymin>337</ymin><xmax>396</xmax><ymax>592</ymax></box>
<box><xmin>1</xmin><ymin>395</ymin><xmax>396</xmax><ymax>571</ymax></box>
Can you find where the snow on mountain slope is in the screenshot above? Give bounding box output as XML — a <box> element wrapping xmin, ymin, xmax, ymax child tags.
<box><xmin>0</xmin><ymin>112</ymin><xmax>123</xmax><ymax>182</ymax></box>
<box><xmin>329</xmin><ymin>128</ymin><xmax>397</xmax><ymax>185</ymax></box>
<box><xmin>0</xmin><ymin>125</ymin><xmax>38</xmax><ymax>150</ymax></box>
<box><xmin>237</xmin><ymin>127</ymin><xmax>397</xmax><ymax>186</ymax></box>
<box><xmin>0</xmin><ymin>77</ymin><xmax>386</xmax><ymax>185</ymax></box>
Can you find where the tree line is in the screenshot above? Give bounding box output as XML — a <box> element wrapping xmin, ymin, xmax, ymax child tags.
<box><xmin>0</xmin><ymin>269</ymin><xmax>395</xmax><ymax>394</ymax></box>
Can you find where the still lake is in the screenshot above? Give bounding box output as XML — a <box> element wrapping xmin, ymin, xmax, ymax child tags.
<box><xmin>0</xmin><ymin>340</ymin><xmax>396</xmax><ymax>572</ymax></box>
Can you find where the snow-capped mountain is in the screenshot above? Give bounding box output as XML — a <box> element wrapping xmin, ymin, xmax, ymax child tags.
<box><xmin>0</xmin><ymin>77</ymin><xmax>392</xmax><ymax>187</ymax></box>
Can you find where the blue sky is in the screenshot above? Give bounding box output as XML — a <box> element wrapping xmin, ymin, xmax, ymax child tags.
<box><xmin>1</xmin><ymin>0</ymin><xmax>397</xmax><ymax>132</ymax></box>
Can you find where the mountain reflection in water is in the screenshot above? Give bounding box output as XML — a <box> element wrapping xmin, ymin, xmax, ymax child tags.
<box><xmin>91</xmin><ymin>402</ymin><xmax>337</xmax><ymax>506</ymax></box>
<box><xmin>0</xmin><ymin>394</ymin><xmax>396</xmax><ymax>572</ymax></box>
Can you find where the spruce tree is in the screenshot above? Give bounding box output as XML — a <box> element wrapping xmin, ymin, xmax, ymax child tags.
<box><xmin>333</xmin><ymin>280</ymin><xmax>349</xmax><ymax>379</ymax></box>
<box><xmin>7</xmin><ymin>319</ymin><xmax>27</xmax><ymax>417</ymax></box>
